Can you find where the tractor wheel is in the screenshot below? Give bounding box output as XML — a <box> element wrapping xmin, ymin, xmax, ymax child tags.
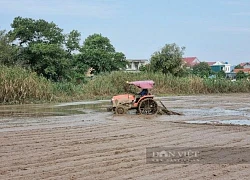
<box><xmin>138</xmin><ymin>98</ymin><xmax>158</xmax><ymax>115</ymax></box>
<box><xmin>115</xmin><ymin>105</ymin><xmax>128</xmax><ymax>115</ymax></box>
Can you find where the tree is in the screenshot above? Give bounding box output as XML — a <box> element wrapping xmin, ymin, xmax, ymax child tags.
<box><xmin>9</xmin><ymin>16</ymin><xmax>64</xmax><ymax>46</ymax></box>
<box><xmin>236</xmin><ymin>71</ymin><xmax>247</xmax><ymax>80</ymax></box>
<box><xmin>234</xmin><ymin>64</ymin><xmax>243</xmax><ymax>69</ymax></box>
<box><xmin>192</xmin><ymin>62</ymin><xmax>211</xmax><ymax>77</ymax></box>
<box><xmin>71</xmin><ymin>53</ymin><xmax>90</xmax><ymax>82</ymax></box>
<box><xmin>0</xmin><ymin>30</ymin><xmax>17</xmax><ymax>65</ymax></box>
<box><xmin>111</xmin><ymin>52</ymin><xmax>127</xmax><ymax>71</ymax></box>
<box><xmin>65</xmin><ymin>30</ymin><xmax>81</xmax><ymax>53</ymax></box>
<box><xmin>217</xmin><ymin>70</ymin><xmax>226</xmax><ymax>78</ymax></box>
<box><xmin>149</xmin><ymin>43</ymin><xmax>185</xmax><ymax>76</ymax></box>
<box><xmin>78</xmin><ymin>33</ymin><xmax>127</xmax><ymax>73</ymax></box>
<box><xmin>7</xmin><ymin>16</ymin><xmax>72</xmax><ymax>81</ymax></box>
<box><xmin>28</xmin><ymin>43</ymin><xmax>70</xmax><ymax>80</ymax></box>
<box><xmin>139</xmin><ymin>64</ymin><xmax>155</xmax><ymax>72</ymax></box>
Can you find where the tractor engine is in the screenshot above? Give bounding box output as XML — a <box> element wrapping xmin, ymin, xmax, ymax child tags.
<box><xmin>111</xmin><ymin>94</ymin><xmax>135</xmax><ymax>107</ymax></box>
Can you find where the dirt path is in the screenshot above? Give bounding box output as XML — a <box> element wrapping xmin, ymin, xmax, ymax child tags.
<box><xmin>0</xmin><ymin>94</ymin><xmax>250</xmax><ymax>180</ymax></box>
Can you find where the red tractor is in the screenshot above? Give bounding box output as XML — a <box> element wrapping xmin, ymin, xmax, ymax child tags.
<box><xmin>110</xmin><ymin>80</ymin><xmax>158</xmax><ymax>115</ymax></box>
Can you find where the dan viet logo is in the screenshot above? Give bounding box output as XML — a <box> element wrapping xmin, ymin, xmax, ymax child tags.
<box><xmin>146</xmin><ymin>147</ymin><xmax>250</xmax><ymax>164</ymax></box>
<box><xmin>148</xmin><ymin>148</ymin><xmax>200</xmax><ymax>163</ymax></box>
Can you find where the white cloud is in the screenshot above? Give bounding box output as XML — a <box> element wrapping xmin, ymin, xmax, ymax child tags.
<box><xmin>0</xmin><ymin>0</ymin><xmax>119</xmax><ymax>19</ymax></box>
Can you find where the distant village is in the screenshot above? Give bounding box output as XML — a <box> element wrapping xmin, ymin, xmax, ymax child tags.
<box><xmin>126</xmin><ymin>57</ymin><xmax>250</xmax><ymax>79</ymax></box>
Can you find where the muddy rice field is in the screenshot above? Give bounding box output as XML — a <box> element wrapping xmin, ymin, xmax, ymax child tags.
<box><xmin>0</xmin><ymin>94</ymin><xmax>250</xmax><ymax>180</ymax></box>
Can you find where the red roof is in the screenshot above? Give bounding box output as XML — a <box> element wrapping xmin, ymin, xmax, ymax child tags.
<box><xmin>240</xmin><ymin>62</ymin><xmax>250</xmax><ymax>67</ymax></box>
<box><xmin>183</xmin><ymin>57</ymin><xmax>196</xmax><ymax>63</ymax></box>
<box><xmin>234</xmin><ymin>68</ymin><xmax>250</xmax><ymax>73</ymax></box>
<box><xmin>206</xmin><ymin>62</ymin><xmax>216</xmax><ymax>66</ymax></box>
<box><xmin>182</xmin><ymin>57</ymin><xmax>199</xmax><ymax>67</ymax></box>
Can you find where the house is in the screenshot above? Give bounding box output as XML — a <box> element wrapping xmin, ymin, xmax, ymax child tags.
<box><xmin>126</xmin><ymin>59</ymin><xmax>149</xmax><ymax>71</ymax></box>
<box><xmin>240</xmin><ymin>62</ymin><xmax>250</xmax><ymax>69</ymax></box>
<box><xmin>209</xmin><ymin>61</ymin><xmax>236</xmax><ymax>78</ymax></box>
<box><xmin>232</xmin><ymin>62</ymin><xmax>250</xmax><ymax>75</ymax></box>
<box><xmin>233</xmin><ymin>68</ymin><xmax>250</xmax><ymax>74</ymax></box>
<box><xmin>182</xmin><ymin>57</ymin><xmax>200</xmax><ymax>68</ymax></box>
<box><xmin>206</xmin><ymin>62</ymin><xmax>216</xmax><ymax>66</ymax></box>
<box><xmin>210</xmin><ymin>61</ymin><xmax>232</xmax><ymax>73</ymax></box>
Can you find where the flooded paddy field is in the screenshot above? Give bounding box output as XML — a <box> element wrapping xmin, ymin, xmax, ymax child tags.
<box><xmin>0</xmin><ymin>94</ymin><xmax>250</xmax><ymax>179</ymax></box>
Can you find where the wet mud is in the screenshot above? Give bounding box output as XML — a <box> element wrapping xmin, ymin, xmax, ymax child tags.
<box><xmin>1</xmin><ymin>94</ymin><xmax>250</xmax><ymax>179</ymax></box>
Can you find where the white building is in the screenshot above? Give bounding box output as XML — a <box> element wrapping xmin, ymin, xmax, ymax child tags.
<box><xmin>126</xmin><ymin>59</ymin><xmax>149</xmax><ymax>71</ymax></box>
<box><xmin>212</xmin><ymin>61</ymin><xmax>232</xmax><ymax>73</ymax></box>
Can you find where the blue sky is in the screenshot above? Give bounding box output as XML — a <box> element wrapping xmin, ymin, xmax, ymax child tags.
<box><xmin>0</xmin><ymin>0</ymin><xmax>250</xmax><ymax>65</ymax></box>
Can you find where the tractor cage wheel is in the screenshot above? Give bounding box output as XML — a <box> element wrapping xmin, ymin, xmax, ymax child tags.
<box><xmin>115</xmin><ymin>105</ymin><xmax>128</xmax><ymax>115</ymax></box>
<box><xmin>138</xmin><ymin>98</ymin><xmax>158</xmax><ymax>115</ymax></box>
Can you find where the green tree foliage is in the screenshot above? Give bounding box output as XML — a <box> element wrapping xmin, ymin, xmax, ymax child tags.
<box><xmin>139</xmin><ymin>64</ymin><xmax>148</xmax><ymax>71</ymax></box>
<box><xmin>65</xmin><ymin>30</ymin><xmax>81</xmax><ymax>53</ymax></box>
<box><xmin>0</xmin><ymin>30</ymin><xmax>17</xmax><ymax>65</ymax></box>
<box><xmin>28</xmin><ymin>43</ymin><xmax>70</xmax><ymax>80</ymax></box>
<box><xmin>234</xmin><ymin>64</ymin><xmax>243</xmax><ymax>69</ymax></box>
<box><xmin>192</xmin><ymin>62</ymin><xmax>211</xmax><ymax>77</ymax></box>
<box><xmin>9</xmin><ymin>16</ymin><xmax>64</xmax><ymax>45</ymax></box>
<box><xmin>78</xmin><ymin>33</ymin><xmax>127</xmax><ymax>73</ymax></box>
<box><xmin>236</xmin><ymin>71</ymin><xmax>247</xmax><ymax>80</ymax></box>
<box><xmin>8</xmin><ymin>16</ymin><xmax>72</xmax><ymax>81</ymax></box>
<box><xmin>149</xmin><ymin>43</ymin><xmax>185</xmax><ymax>76</ymax></box>
<box><xmin>5</xmin><ymin>17</ymin><xmax>127</xmax><ymax>81</ymax></box>
<box><xmin>139</xmin><ymin>63</ymin><xmax>155</xmax><ymax>72</ymax></box>
<box><xmin>217</xmin><ymin>70</ymin><xmax>226</xmax><ymax>78</ymax></box>
<box><xmin>112</xmin><ymin>52</ymin><xmax>127</xmax><ymax>70</ymax></box>
<box><xmin>70</xmin><ymin>54</ymin><xmax>90</xmax><ymax>82</ymax></box>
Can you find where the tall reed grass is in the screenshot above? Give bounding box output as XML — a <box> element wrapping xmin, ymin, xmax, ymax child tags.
<box><xmin>1</xmin><ymin>67</ymin><xmax>250</xmax><ymax>104</ymax></box>
<box><xmin>0</xmin><ymin>65</ymin><xmax>54</xmax><ymax>104</ymax></box>
<box><xmin>83</xmin><ymin>71</ymin><xmax>250</xmax><ymax>97</ymax></box>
